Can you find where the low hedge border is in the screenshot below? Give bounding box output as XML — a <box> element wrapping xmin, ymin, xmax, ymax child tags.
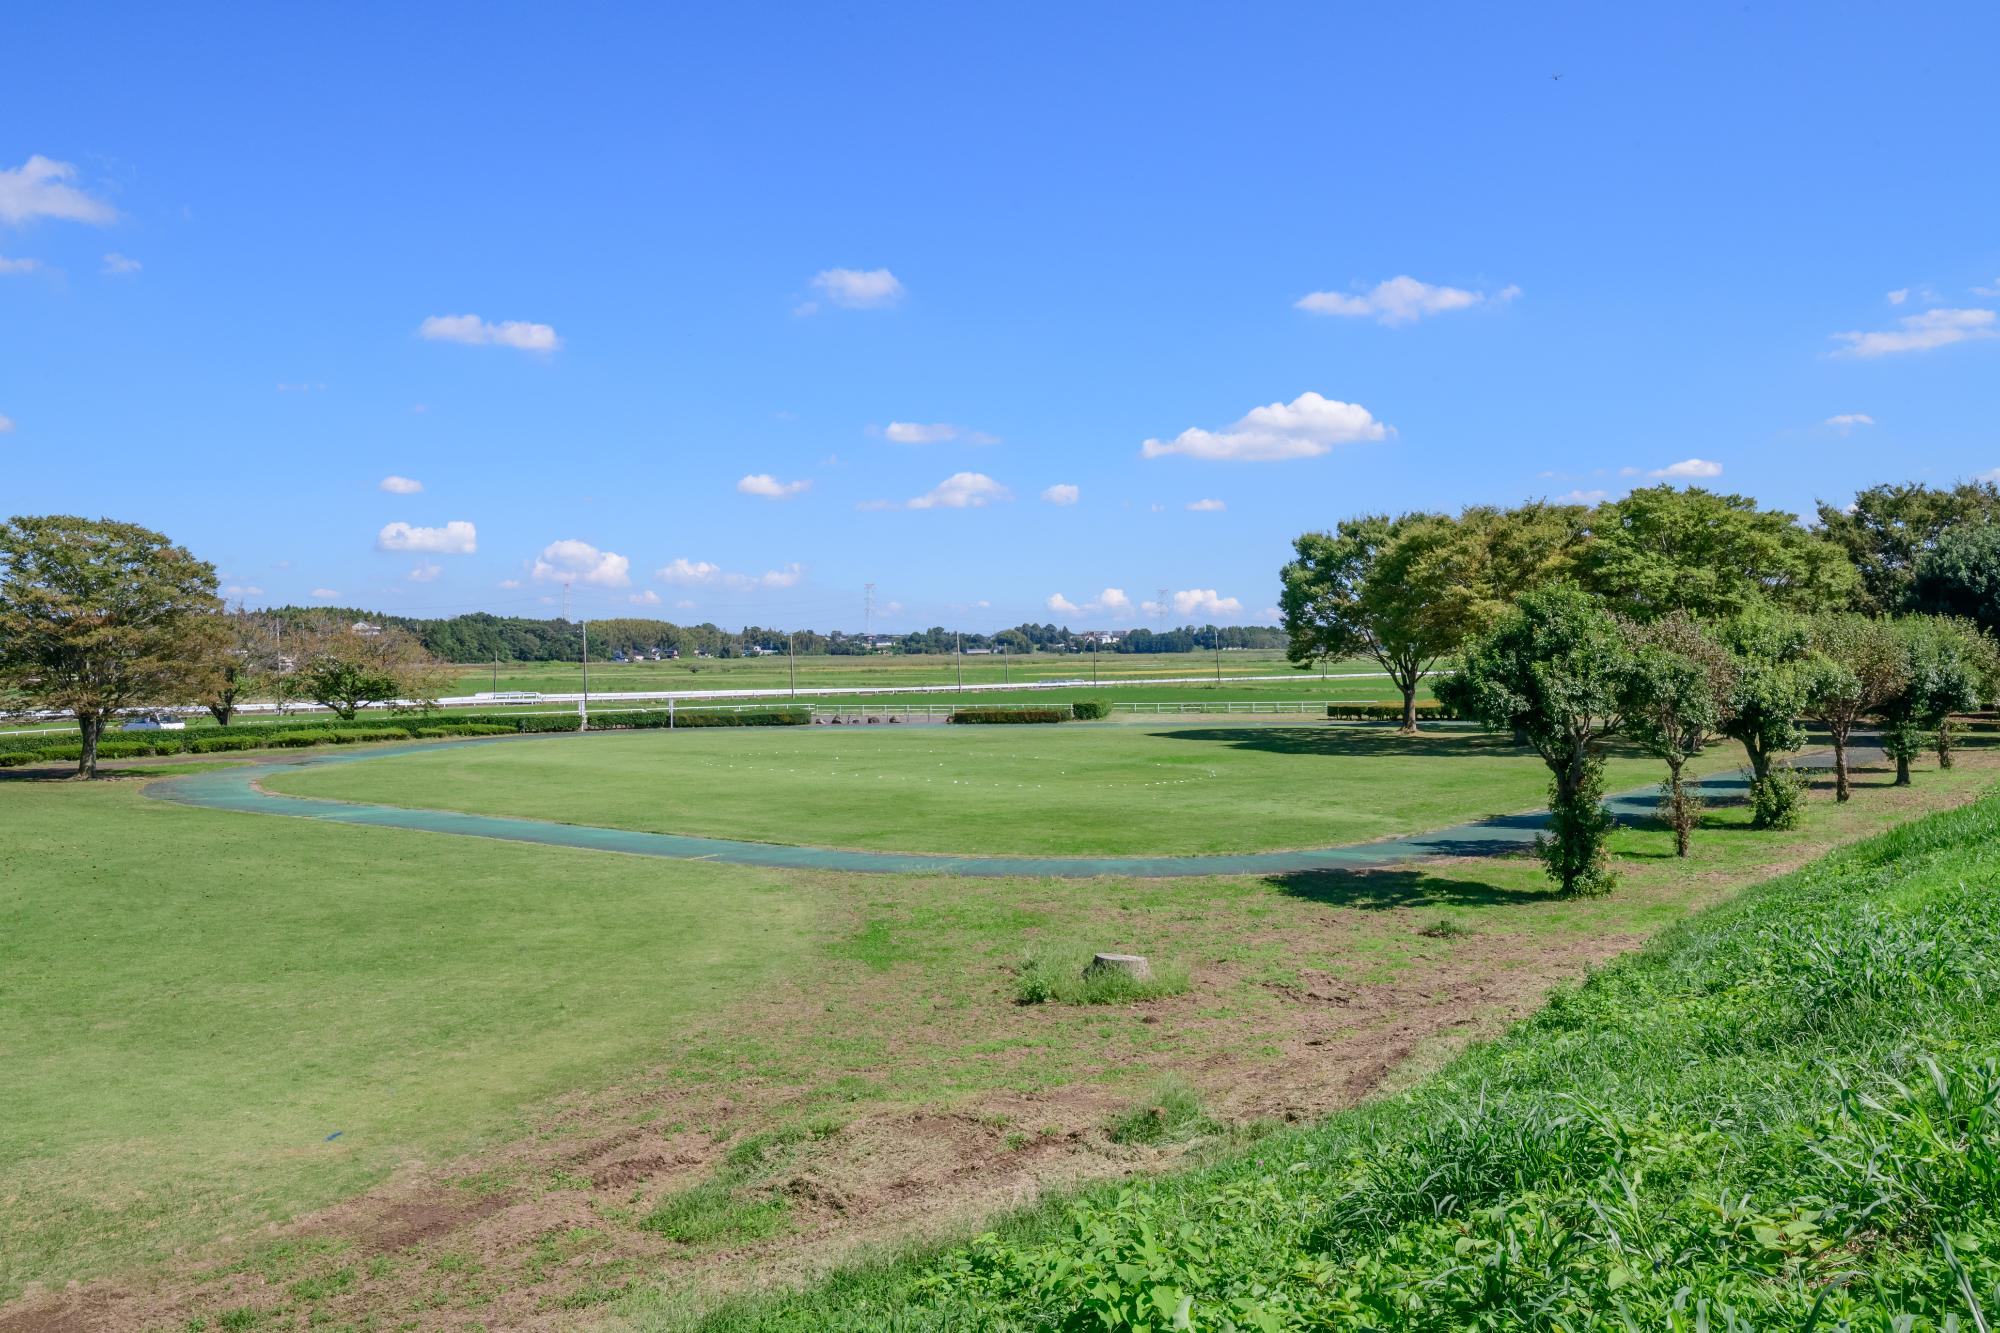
<box><xmin>1326</xmin><ymin>702</ymin><xmax>1460</xmax><ymax>721</ymax></box>
<box><xmin>950</xmin><ymin>708</ymin><xmax>1070</xmax><ymax>725</ymax></box>
<box><xmin>1070</xmin><ymin>700</ymin><xmax>1111</xmax><ymax>720</ymax></box>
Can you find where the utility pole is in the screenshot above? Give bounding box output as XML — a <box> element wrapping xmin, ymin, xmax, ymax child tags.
<box><xmin>864</xmin><ymin>582</ymin><xmax>875</xmax><ymax>642</ymax></box>
<box><xmin>788</xmin><ymin>631</ymin><xmax>797</xmax><ymax>697</ymax></box>
<box><xmin>580</xmin><ymin>615</ymin><xmax>590</xmax><ymax>731</ymax></box>
<box><xmin>1091</xmin><ymin>633</ymin><xmax>1098</xmax><ymax>685</ymax></box>
<box><xmin>1002</xmin><ymin>643</ymin><xmax>1009</xmax><ymax>685</ymax></box>
<box><xmin>1212</xmin><ymin>624</ymin><xmax>1220</xmax><ymax>682</ymax></box>
<box><xmin>492</xmin><ymin>656</ymin><xmax>498</xmax><ymax>693</ymax></box>
<box><xmin>955</xmin><ymin>631</ymin><xmax>963</xmax><ymax>692</ymax></box>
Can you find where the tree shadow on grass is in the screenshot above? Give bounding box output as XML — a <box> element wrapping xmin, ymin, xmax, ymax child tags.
<box><xmin>1148</xmin><ymin>725</ymin><xmax>1519</xmax><ymax>761</ymax></box>
<box><xmin>1266</xmin><ymin>866</ymin><xmax>1550</xmax><ymax>911</ymax></box>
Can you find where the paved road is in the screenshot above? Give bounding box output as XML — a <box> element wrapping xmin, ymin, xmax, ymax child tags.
<box><xmin>145</xmin><ymin>731</ymin><xmax>1837</xmax><ymax>879</ymax></box>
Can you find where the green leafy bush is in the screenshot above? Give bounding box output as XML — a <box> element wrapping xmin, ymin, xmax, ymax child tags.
<box><xmin>1325</xmin><ymin>701</ymin><xmax>1458</xmax><ymax>721</ymax></box>
<box><xmin>1105</xmin><ymin>1078</ymin><xmax>1215</xmax><ymax>1146</ymax></box>
<box><xmin>950</xmin><ymin>708</ymin><xmax>1068</xmax><ymax>725</ymax></box>
<box><xmin>1749</xmin><ymin>764</ymin><xmax>1810</xmax><ymax>829</ymax></box>
<box><xmin>1070</xmin><ymin>700</ymin><xmax>1111</xmax><ymax>720</ymax></box>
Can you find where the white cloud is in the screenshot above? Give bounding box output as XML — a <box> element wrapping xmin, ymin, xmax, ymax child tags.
<box><xmin>808</xmin><ymin>267</ymin><xmax>904</xmax><ymax>310</ymax></box>
<box><xmin>1046</xmin><ymin>588</ymin><xmax>1132</xmax><ymax>618</ymax></box>
<box><xmin>1294</xmin><ymin>275</ymin><xmax>1516</xmax><ymax>325</ymax></box>
<box><xmin>419</xmin><ymin>313</ymin><xmax>560</xmax><ymax>352</ymax></box>
<box><xmin>0</xmin><ymin>413</ymin><xmax>13</xmax><ymax>433</ymax></box>
<box><xmin>1648</xmin><ymin>458</ymin><xmax>1724</xmax><ymax>480</ymax></box>
<box><xmin>1975</xmin><ymin>280</ymin><xmax>2000</xmax><ymax>298</ymax></box>
<box><xmin>879</xmin><ymin>421</ymin><xmax>998</xmax><ymax>445</ymax></box>
<box><xmin>378</xmin><ymin>475</ymin><xmax>424</xmax><ymax>494</ymax></box>
<box><xmin>532</xmin><ymin>538</ymin><xmax>630</xmax><ymax>586</ymax></box>
<box><xmin>1142</xmin><ymin>391</ymin><xmax>1391</xmax><ymax>462</ymax></box>
<box><xmin>1825</xmin><ymin>413</ymin><xmax>1876</xmax><ymax>433</ymax></box>
<box><xmin>222</xmin><ymin>584</ymin><xmax>264</xmax><ymax>598</ymax></box>
<box><xmin>1170</xmin><ymin>588</ymin><xmax>1243</xmax><ymax>617</ymax></box>
<box><xmin>630</xmin><ymin>590</ymin><xmax>662</xmax><ymax>606</ymax></box>
<box><xmin>309</xmin><ymin>588</ymin><xmax>340</xmax><ymax>599</ymax></box>
<box><xmin>0</xmin><ymin>255</ymin><xmax>40</xmax><ymax>275</ymax></box>
<box><xmin>906</xmin><ymin>472</ymin><xmax>1012</xmax><ymax>510</ymax></box>
<box><xmin>0</xmin><ymin>156</ymin><xmax>117</xmax><ymax>226</ymax></box>
<box><xmin>407</xmin><ymin>563</ymin><xmax>443</xmax><ymax>583</ymax></box>
<box><xmin>498</xmin><ymin>579</ymin><xmax>523</xmax><ymax>589</ymax></box>
<box><xmin>1831</xmin><ymin>307</ymin><xmax>1997</xmax><ymax>357</ymax></box>
<box><xmin>101</xmin><ymin>251</ymin><xmax>141</xmax><ymax>276</ymax></box>
<box><xmin>276</xmin><ymin>382</ymin><xmax>326</xmax><ymax>393</ymax></box>
<box><xmin>1887</xmin><ymin>288</ymin><xmax>1909</xmax><ymax>305</ymax></box>
<box><xmin>376</xmin><ymin>520</ymin><xmax>477</xmax><ymax>554</ymax></box>
<box><xmin>656</xmin><ymin>557</ymin><xmax>803</xmax><ymax>590</ymax></box>
<box><xmin>1040</xmin><ymin>483</ymin><xmax>1080</xmax><ymax>506</ymax></box>
<box><xmin>1556</xmin><ymin>489</ymin><xmax>1610</xmax><ymax>504</ymax></box>
<box><xmin>736</xmin><ymin>473</ymin><xmax>812</xmax><ymax>499</ymax></box>
<box><xmin>1259</xmin><ymin>606</ymin><xmax>1283</xmax><ymax>622</ymax></box>
<box><xmin>1186</xmin><ymin>498</ymin><xmax>1226</xmax><ymax>512</ymax></box>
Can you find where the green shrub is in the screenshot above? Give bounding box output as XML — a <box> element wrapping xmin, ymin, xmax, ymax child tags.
<box><xmin>1105</xmin><ymin>1077</ymin><xmax>1215</xmax><ymax>1146</ymax></box>
<box><xmin>950</xmin><ymin>708</ymin><xmax>1068</xmax><ymax>725</ymax></box>
<box><xmin>0</xmin><ymin>752</ymin><xmax>34</xmax><ymax>768</ymax></box>
<box><xmin>1070</xmin><ymin>700</ymin><xmax>1111</xmax><ymax>720</ymax></box>
<box><xmin>1013</xmin><ymin>943</ymin><xmax>1189</xmax><ymax>1006</ymax></box>
<box><xmin>1750</xmin><ymin>764</ymin><xmax>1810</xmax><ymax>829</ymax></box>
<box><xmin>1325</xmin><ymin>701</ymin><xmax>1458</xmax><ymax>721</ymax></box>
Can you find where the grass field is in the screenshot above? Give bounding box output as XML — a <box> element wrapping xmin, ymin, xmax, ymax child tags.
<box><xmin>5</xmin><ymin>730</ymin><xmax>1994</xmax><ymax>1329</ymax></box>
<box><xmin>264</xmin><ymin>723</ymin><xmax>1740</xmax><ymax>857</ymax></box>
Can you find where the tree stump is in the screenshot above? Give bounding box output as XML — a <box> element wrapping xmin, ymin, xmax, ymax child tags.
<box><xmin>1085</xmin><ymin>953</ymin><xmax>1151</xmax><ymax>982</ymax></box>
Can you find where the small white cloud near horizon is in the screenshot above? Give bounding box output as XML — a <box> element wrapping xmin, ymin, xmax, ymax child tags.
<box><xmin>406</xmin><ymin>563</ymin><xmax>442</xmax><ymax>583</ymax></box>
<box><xmin>419</xmin><ymin>314</ymin><xmax>561</xmax><ymax>352</ymax></box>
<box><xmin>101</xmin><ymin>252</ymin><xmax>141</xmax><ymax>276</ymax></box>
<box><xmin>804</xmin><ymin>267</ymin><xmax>904</xmax><ymax>312</ymax></box>
<box><xmin>1040</xmin><ymin>483</ymin><xmax>1080</xmax><ymax>506</ymax></box>
<box><xmin>737</xmin><ymin>473</ymin><xmax>812</xmax><ymax>499</ymax></box>
<box><xmin>376</xmin><ymin>520</ymin><xmax>477</xmax><ymax>554</ymax></box>
<box><xmin>1825</xmin><ymin>413</ymin><xmax>1877</xmax><ymax>433</ymax></box>
<box><xmin>1556</xmin><ymin>489</ymin><xmax>1611</xmax><ymax>504</ymax></box>
<box><xmin>656</xmin><ymin>557</ymin><xmax>804</xmax><ymax>591</ymax></box>
<box><xmin>1832</xmin><ymin>307</ymin><xmax>1997</xmax><ymax>358</ymax></box>
<box><xmin>378</xmin><ymin>475</ymin><xmax>424</xmax><ymax>495</ymax></box>
<box><xmin>1143</xmin><ymin>391</ymin><xmax>1391</xmax><ymax>462</ymax></box>
<box><xmin>1046</xmin><ymin>588</ymin><xmax>1132</xmax><ymax>618</ymax></box>
<box><xmin>222</xmin><ymin>584</ymin><xmax>264</xmax><ymax>599</ymax></box>
<box><xmin>1887</xmin><ymin>288</ymin><xmax>1910</xmax><ymax>305</ymax></box>
<box><xmin>1164</xmin><ymin>589</ymin><xmax>1244</xmax><ymax>617</ymax></box>
<box><xmin>498</xmin><ymin>579</ymin><xmax>523</xmax><ymax>589</ymax></box>
<box><xmin>532</xmin><ymin>538</ymin><xmax>630</xmax><ymax>587</ymax></box>
<box><xmin>309</xmin><ymin>588</ymin><xmax>340</xmax><ymax>599</ymax></box>
<box><xmin>0</xmin><ymin>255</ymin><xmax>40</xmax><ymax>275</ymax></box>
<box><xmin>1186</xmin><ymin>498</ymin><xmax>1226</xmax><ymax>512</ymax></box>
<box><xmin>630</xmin><ymin>590</ymin><xmax>662</xmax><ymax>606</ymax></box>
<box><xmin>0</xmin><ymin>413</ymin><xmax>14</xmax><ymax>433</ymax></box>
<box><xmin>1649</xmin><ymin>458</ymin><xmax>1724</xmax><ymax>480</ymax></box>
<box><xmin>0</xmin><ymin>156</ymin><xmax>117</xmax><ymax>226</ymax></box>
<box><xmin>905</xmin><ymin>472</ymin><xmax>1012</xmax><ymax>510</ymax></box>
<box><xmin>877</xmin><ymin>421</ymin><xmax>999</xmax><ymax>446</ymax></box>
<box><xmin>1295</xmin><ymin>275</ymin><xmax>1519</xmax><ymax>325</ymax></box>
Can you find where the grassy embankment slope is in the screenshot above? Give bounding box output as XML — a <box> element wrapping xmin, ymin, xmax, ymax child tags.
<box><xmin>267</xmin><ymin>723</ymin><xmax>1741</xmax><ymax>858</ymax></box>
<box><xmin>673</xmin><ymin>782</ymin><xmax>2000</xmax><ymax>1330</ymax></box>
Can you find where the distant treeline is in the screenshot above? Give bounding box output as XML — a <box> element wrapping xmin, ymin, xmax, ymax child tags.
<box><xmin>258</xmin><ymin>608</ymin><xmax>1286</xmax><ymax>664</ymax></box>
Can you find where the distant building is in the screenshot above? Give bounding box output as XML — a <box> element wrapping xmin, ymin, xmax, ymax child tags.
<box><xmin>351</xmin><ymin>620</ymin><xmax>382</xmax><ymax>637</ymax></box>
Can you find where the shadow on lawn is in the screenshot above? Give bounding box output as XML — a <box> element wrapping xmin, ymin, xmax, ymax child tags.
<box><xmin>1149</xmin><ymin>723</ymin><xmax>1678</xmax><ymax>764</ymax></box>
<box><xmin>1267</xmin><ymin>867</ymin><xmax>1549</xmax><ymax>910</ymax></box>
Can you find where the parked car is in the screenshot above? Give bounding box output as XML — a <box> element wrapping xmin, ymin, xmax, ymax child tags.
<box><xmin>122</xmin><ymin>712</ymin><xmax>187</xmax><ymax>731</ymax></box>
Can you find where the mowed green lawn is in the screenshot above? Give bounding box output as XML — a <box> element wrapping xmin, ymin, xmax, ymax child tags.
<box><xmin>0</xmin><ymin>777</ymin><xmax>821</xmax><ymax>1297</ymax></box>
<box><xmin>266</xmin><ymin>723</ymin><xmax>1736</xmax><ymax>856</ymax></box>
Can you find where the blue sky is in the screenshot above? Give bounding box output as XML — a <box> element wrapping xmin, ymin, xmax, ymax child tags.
<box><xmin>4</xmin><ymin>2</ymin><xmax>1997</xmax><ymax>631</ymax></box>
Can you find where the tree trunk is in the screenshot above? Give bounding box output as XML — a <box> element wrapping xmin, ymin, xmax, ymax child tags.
<box><xmin>1668</xmin><ymin>758</ymin><xmax>1690</xmax><ymax>858</ymax></box>
<box><xmin>207</xmin><ymin>702</ymin><xmax>235</xmax><ymax>726</ymax></box>
<box><xmin>1830</xmin><ymin>725</ymin><xmax>1850</xmax><ymax>802</ymax></box>
<box><xmin>1400</xmin><ymin>684</ymin><xmax>1418</xmax><ymax>735</ymax></box>
<box><xmin>1896</xmin><ymin>754</ymin><xmax>1911</xmax><ymax>786</ymax></box>
<box><xmin>76</xmin><ymin>711</ymin><xmax>103</xmax><ymax>778</ymax></box>
<box><xmin>1937</xmin><ymin>719</ymin><xmax>1955</xmax><ymax>770</ymax></box>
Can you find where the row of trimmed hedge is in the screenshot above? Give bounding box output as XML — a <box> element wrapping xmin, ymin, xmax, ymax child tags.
<box><xmin>1069</xmin><ymin>700</ymin><xmax>1111</xmax><ymax>720</ymax></box>
<box><xmin>949</xmin><ymin>708</ymin><xmax>1071</xmax><ymax>725</ymax></box>
<box><xmin>0</xmin><ymin>706</ymin><xmax>816</xmax><ymax>767</ymax></box>
<box><xmin>1326</xmin><ymin>701</ymin><xmax>1460</xmax><ymax>721</ymax></box>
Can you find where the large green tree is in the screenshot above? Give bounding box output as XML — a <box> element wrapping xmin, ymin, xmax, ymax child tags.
<box><xmin>1877</xmin><ymin>616</ymin><xmax>1986</xmax><ymax>785</ymax></box>
<box><xmin>1280</xmin><ymin>513</ymin><xmax>1481</xmax><ymax>733</ymax></box>
<box><xmin>1582</xmin><ymin>486</ymin><xmax>1857</xmax><ymax>621</ymax></box>
<box><xmin>0</xmin><ymin>515</ymin><xmax>223</xmax><ymax>776</ymax></box>
<box><xmin>1907</xmin><ymin>521</ymin><xmax>2000</xmax><ymax>635</ymax></box>
<box><xmin>1620</xmin><ymin>613</ymin><xmax>1735</xmax><ymax>856</ymax></box>
<box><xmin>1450</xmin><ymin>583</ymin><xmax>1632</xmax><ymax>896</ymax></box>
<box><xmin>1798</xmin><ymin>614</ymin><xmax>1908</xmax><ymax>802</ymax></box>
<box><xmin>295</xmin><ymin>618</ymin><xmax>450</xmax><ymax>720</ymax></box>
<box><xmin>1714</xmin><ymin>608</ymin><xmax>1812</xmax><ymax>829</ymax></box>
<box><xmin>1816</xmin><ymin>480</ymin><xmax>2000</xmax><ymax>614</ymax></box>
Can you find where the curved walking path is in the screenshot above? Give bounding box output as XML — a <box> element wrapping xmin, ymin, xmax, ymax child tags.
<box><xmin>142</xmin><ymin>732</ymin><xmax>1830</xmax><ymax>879</ymax></box>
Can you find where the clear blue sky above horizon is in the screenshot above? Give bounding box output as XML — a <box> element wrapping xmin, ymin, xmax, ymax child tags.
<box><xmin>4</xmin><ymin>2</ymin><xmax>1997</xmax><ymax>632</ymax></box>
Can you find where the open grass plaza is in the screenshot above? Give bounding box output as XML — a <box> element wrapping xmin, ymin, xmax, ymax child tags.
<box><xmin>8</xmin><ymin>5</ymin><xmax>2000</xmax><ymax>1330</ymax></box>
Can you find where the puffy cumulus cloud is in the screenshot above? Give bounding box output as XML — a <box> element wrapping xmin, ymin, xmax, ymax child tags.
<box><xmin>0</xmin><ymin>155</ymin><xmax>117</xmax><ymax>225</ymax></box>
<box><xmin>1168</xmin><ymin>589</ymin><xmax>1243</xmax><ymax>617</ymax></box>
<box><xmin>309</xmin><ymin>587</ymin><xmax>340</xmax><ymax>599</ymax></box>
<box><xmin>1648</xmin><ymin>458</ymin><xmax>1723</xmax><ymax>480</ymax></box>
<box><xmin>736</xmin><ymin>473</ymin><xmax>812</xmax><ymax>499</ymax></box>
<box><xmin>379</xmin><ymin>475</ymin><xmax>424</xmax><ymax>494</ymax></box>
<box><xmin>101</xmin><ymin>252</ymin><xmax>141</xmax><ymax>276</ymax></box>
<box><xmin>1825</xmin><ymin>413</ymin><xmax>1876</xmax><ymax>433</ymax></box>
<box><xmin>1046</xmin><ymin>588</ymin><xmax>1132</xmax><ymax>618</ymax></box>
<box><xmin>1142</xmin><ymin>391</ymin><xmax>1391</xmax><ymax>462</ymax></box>
<box><xmin>406</xmin><ymin>563</ymin><xmax>442</xmax><ymax>583</ymax></box>
<box><xmin>656</xmin><ymin>557</ymin><xmax>804</xmax><ymax>590</ymax></box>
<box><xmin>1294</xmin><ymin>275</ymin><xmax>1518</xmax><ymax>325</ymax></box>
<box><xmin>630</xmin><ymin>590</ymin><xmax>662</xmax><ymax>606</ymax></box>
<box><xmin>419</xmin><ymin>314</ymin><xmax>560</xmax><ymax>352</ymax></box>
<box><xmin>907</xmin><ymin>472</ymin><xmax>1012</xmax><ymax>510</ymax></box>
<box><xmin>878</xmin><ymin>421</ymin><xmax>998</xmax><ymax>445</ymax></box>
<box><xmin>805</xmin><ymin>267</ymin><xmax>904</xmax><ymax>311</ymax></box>
<box><xmin>531</xmin><ymin>539</ymin><xmax>631</xmax><ymax>586</ymax></box>
<box><xmin>1186</xmin><ymin>498</ymin><xmax>1226</xmax><ymax>512</ymax></box>
<box><xmin>1832</xmin><ymin>308</ymin><xmax>1997</xmax><ymax>358</ymax></box>
<box><xmin>1040</xmin><ymin>483</ymin><xmax>1080</xmax><ymax>506</ymax></box>
<box><xmin>376</xmin><ymin>520</ymin><xmax>477</xmax><ymax>554</ymax></box>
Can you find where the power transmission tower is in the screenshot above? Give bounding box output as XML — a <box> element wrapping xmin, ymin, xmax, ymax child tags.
<box><xmin>864</xmin><ymin>582</ymin><xmax>875</xmax><ymax>641</ymax></box>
